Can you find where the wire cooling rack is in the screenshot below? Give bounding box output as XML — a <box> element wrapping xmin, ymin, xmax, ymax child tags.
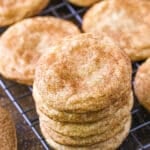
<box><xmin>0</xmin><ymin>0</ymin><xmax>150</xmax><ymax>150</ymax></box>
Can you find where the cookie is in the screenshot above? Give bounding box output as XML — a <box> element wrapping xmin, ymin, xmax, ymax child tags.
<box><xmin>0</xmin><ymin>106</ymin><xmax>17</xmax><ymax>150</ymax></box>
<box><xmin>34</xmin><ymin>33</ymin><xmax>132</xmax><ymax>113</ymax></box>
<box><xmin>134</xmin><ymin>58</ymin><xmax>150</xmax><ymax>111</ymax></box>
<box><xmin>68</xmin><ymin>0</ymin><xmax>100</xmax><ymax>7</ymax></box>
<box><xmin>0</xmin><ymin>0</ymin><xmax>49</xmax><ymax>27</ymax></box>
<box><xmin>40</xmin><ymin>115</ymin><xmax>129</xmax><ymax>146</ymax></box>
<box><xmin>0</xmin><ymin>17</ymin><xmax>80</xmax><ymax>85</ymax></box>
<box><xmin>33</xmin><ymin>85</ymin><xmax>132</xmax><ymax>123</ymax></box>
<box><xmin>82</xmin><ymin>0</ymin><xmax>150</xmax><ymax>61</ymax></box>
<box><xmin>41</xmin><ymin>116</ymin><xmax>131</xmax><ymax>149</ymax></box>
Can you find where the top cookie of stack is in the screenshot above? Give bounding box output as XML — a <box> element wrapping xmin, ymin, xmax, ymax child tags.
<box><xmin>34</xmin><ymin>33</ymin><xmax>132</xmax><ymax>113</ymax></box>
<box><xmin>33</xmin><ymin>33</ymin><xmax>133</xmax><ymax>149</ymax></box>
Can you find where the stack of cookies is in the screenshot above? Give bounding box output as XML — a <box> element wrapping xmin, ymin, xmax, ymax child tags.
<box><xmin>33</xmin><ymin>34</ymin><xmax>133</xmax><ymax>150</ymax></box>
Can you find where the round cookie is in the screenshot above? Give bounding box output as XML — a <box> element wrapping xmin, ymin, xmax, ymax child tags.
<box><xmin>134</xmin><ymin>58</ymin><xmax>150</xmax><ymax>111</ymax></box>
<box><xmin>0</xmin><ymin>106</ymin><xmax>17</xmax><ymax>150</ymax></box>
<box><xmin>34</xmin><ymin>33</ymin><xmax>132</xmax><ymax>113</ymax></box>
<box><xmin>0</xmin><ymin>17</ymin><xmax>80</xmax><ymax>85</ymax></box>
<box><xmin>0</xmin><ymin>0</ymin><xmax>49</xmax><ymax>27</ymax></box>
<box><xmin>38</xmin><ymin>98</ymin><xmax>131</xmax><ymax>137</ymax></box>
<box><xmin>82</xmin><ymin>0</ymin><xmax>150</xmax><ymax>61</ymax></box>
<box><xmin>41</xmin><ymin>116</ymin><xmax>131</xmax><ymax>149</ymax></box>
<box><xmin>68</xmin><ymin>0</ymin><xmax>100</xmax><ymax>7</ymax></box>
<box><xmin>33</xmin><ymin>85</ymin><xmax>132</xmax><ymax>123</ymax></box>
<box><xmin>40</xmin><ymin>116</ymin><xmax>128</xmax><ymax>146</ymax></box>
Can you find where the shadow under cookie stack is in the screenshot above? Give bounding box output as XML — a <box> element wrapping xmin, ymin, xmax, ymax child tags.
<box><xmin>33</xmin><ymin>34</ymin><xmax>133</xmax><ymax>150</ymax></box>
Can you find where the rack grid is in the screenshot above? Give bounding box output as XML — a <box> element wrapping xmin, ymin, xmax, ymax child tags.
<box><xmin>0</xmin><ymin>0</ymin><xmax>149</xmax><ymax>149</ymax></box>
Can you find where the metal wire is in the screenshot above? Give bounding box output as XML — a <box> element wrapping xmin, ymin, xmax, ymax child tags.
<box><xmin>0</xmin><ymin>0</ymin><xmax>149</xmax><ymax>149</ymax></box>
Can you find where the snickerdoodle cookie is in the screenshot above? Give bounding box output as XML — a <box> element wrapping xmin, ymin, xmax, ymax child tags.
<box><xmin>0</xmin><ymin>17</ymin><xmax>80</xmax><ymax>85</ymax></box>
<box><xmin>82</xmin><ymin>0</ymin><xmax>150</xmax><ymax>61</ymax></box>
<box><xmin>0</xmin><ymin>106</ymin><xmax>17</xmax><ymax>150</ymax></box>
<box><xmin>0</xmin><ymin>0</ymin><xmax>49</xmax><ymax>27</ymax></box>
<box><xmin>68</xmin><ymin>0</ymin><xmax>100</xmax><ymax>7</ymax></box>
<box><xmin>41</xmin><ymin>116</ymin><xmax>131</xmax><ymax>150</ymax></box>
<box><xmin>34</xmin><ymin>33</ymin><xmax>132</xmax><ymax>113</ymax></box>
<box><xmin>134</xmin><ymin>58</ymin><xmax>150</xmax><ymax>111</ymax></box>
